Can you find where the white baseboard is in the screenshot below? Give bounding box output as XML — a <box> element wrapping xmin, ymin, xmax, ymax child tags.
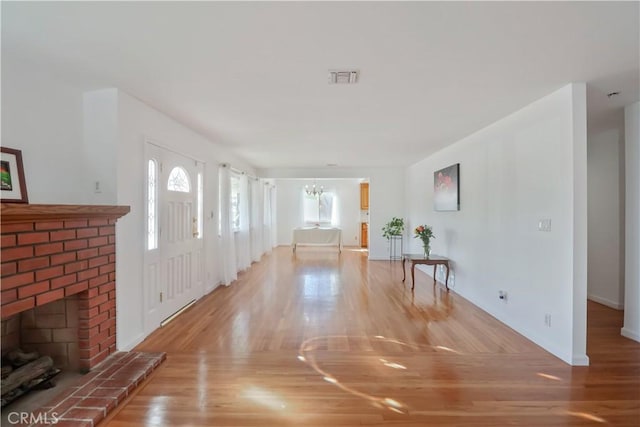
<box><xmin>571</xmin><ymin>354</ymin><xmax>590</xmax><ymax>366</ymax></box>
<box><xmin>118</xmin><ymin>332</ymin><xmax>145</xmax><ymax>351</ymax></box>
<box><xmin>456</xmin><ymin>288</ymin><xmax>583</xmax><ymax>366</ymax></box>
<box><xmin>587</xmin><ymin>294</ymin><xmax>623</xmax><ymax>310</ymax></box>
<box><xmin>367</xmin><ymin>256</ymin><xmax>402</xmax><ymax>261</ymax></box>
<box><xmin>207</xmin><ymin>282</ymin><xmax>222</xmax><ymax>293</ymax></box>
<box><xmin>621</xmin><ymin>327</ymin><xmax>640</xmax><ymax>343</ymax></box>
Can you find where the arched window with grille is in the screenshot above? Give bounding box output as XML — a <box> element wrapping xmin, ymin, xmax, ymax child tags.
<box><xmin>167</xmin><ymin>166</ymin><xmax>191</xmax><ymax>192</ymax></box>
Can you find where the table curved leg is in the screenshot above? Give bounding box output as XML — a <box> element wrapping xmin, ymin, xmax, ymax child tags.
<box><xmin>402</xmin><ymin>257</ymin><xmax>406</xmax><ymax>282</ymax></box>
<box><xmin>411</xmin><ymin>263</ymin><xmax>416</xmax><ymax>290</ymax></box>
<box><xmin>433</xmin><ymin>265</ymin><xmax>437</xmax><ymax>286</ymax></box>
<box><xmin>445</xmin><ymin>264</ymin><xmax>450</xmax><ymax>291</ymax></box>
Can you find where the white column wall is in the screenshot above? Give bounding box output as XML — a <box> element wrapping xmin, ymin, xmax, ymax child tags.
<box><xmin>587</xmin><ymin>124</ymin><xmax>625</xmax><ymax>309</ymax></box>
<box><xmin>623</xmin><ymin>102</ymin><xmax>640</xmax><ymax>342</ymax></box>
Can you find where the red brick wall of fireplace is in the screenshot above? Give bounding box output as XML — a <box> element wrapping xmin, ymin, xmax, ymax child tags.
<box><xmin>1</xmin><ymin>205</ymin><xmax>129</xmax><ymax>371</ymax></box>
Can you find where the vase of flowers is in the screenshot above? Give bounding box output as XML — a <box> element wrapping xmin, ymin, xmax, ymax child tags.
<box><xmin>414</xmin><ymin>225</ymin><xmax>434</xmax><ymax>258</ymax></box>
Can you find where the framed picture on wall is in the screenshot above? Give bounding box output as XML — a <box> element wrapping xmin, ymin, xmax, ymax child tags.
<box><xmin>434</xmin><ymin>163</ymin><xmax>459</xmax><ymax>211</ymax></box>
<box><xmin>1</xmin><ymin>147</ymin><xmax>29</xmax><ymax>203</ymax></box>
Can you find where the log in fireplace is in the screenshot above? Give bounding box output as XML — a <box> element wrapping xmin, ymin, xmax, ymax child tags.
<box><xmin>1</xmin><ymin>349</ymin><xmax>59</xmax><ymax>407</ymax></box>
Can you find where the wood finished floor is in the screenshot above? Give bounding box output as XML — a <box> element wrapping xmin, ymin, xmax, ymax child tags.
<box><xmin>105</xmin><ymin>247</ymin><xmax>640</xmax><ymax>426</ymax></box>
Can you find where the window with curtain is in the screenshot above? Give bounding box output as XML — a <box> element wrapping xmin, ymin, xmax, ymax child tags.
<box><xmin>231</xmin><ymin>175</ymin><xmax>240</xmax><ymax>231</ymax></box>
<box><xmin>303</xmin><ymin>191</ymin><xmax>335</xmax><ymax>225</ymax></box>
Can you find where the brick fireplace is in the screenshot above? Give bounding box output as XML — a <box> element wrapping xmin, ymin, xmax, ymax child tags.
<box><xmin>1</xmin><ymin>204</ymin><xmax>168</xmax><ymax>426</ymax></box>
<box><xmin>1</xmin><ymin>204</ymin><xmax>130</xmax><ymax>371</ymax></box>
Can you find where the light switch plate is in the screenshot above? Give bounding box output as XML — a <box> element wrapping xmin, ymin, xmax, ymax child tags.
<box><xmin>538</xmin><ymin>219</ymin><xmax>551</xmax><ymax>232</ymax></box>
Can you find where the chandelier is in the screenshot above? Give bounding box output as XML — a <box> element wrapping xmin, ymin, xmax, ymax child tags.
<box><xmin>305</xmin><ymin>181</ymin><xmax>323</xmax><ymax>197</ymax></box>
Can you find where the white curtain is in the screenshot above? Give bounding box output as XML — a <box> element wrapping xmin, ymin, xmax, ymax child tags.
<box><xmin>237</xmin><ymin>173</ymin><xmax>252</xmax><ymax>271</ymax></box>
<box><xmin>271</xmin><ymin>185</ymin><xmax>277</xmax><ymax>248</ymax></box>
<box><xmin>250</xmin><ymin>178</ymin><xmax>264</xmax><ymax>262</ymax></box>
<box><xmin>218</xmin><ymin>165</ymin><xmax>237</xmax><ymax>285</ymax></box>
<box><xmin>263</xmin><ymin>183</ymin><xmax>276</xmax><ymax>252</ymax></box>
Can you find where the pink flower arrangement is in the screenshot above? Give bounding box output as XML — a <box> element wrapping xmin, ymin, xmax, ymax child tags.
<box><xmin>414</xmin><ymin>225</ymin><xmax>434</xmax><ymax>245</ymax></box>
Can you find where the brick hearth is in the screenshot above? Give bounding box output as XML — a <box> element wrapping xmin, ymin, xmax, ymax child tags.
<box><xmin>11</xmin><ymin>351</ymin><xmax>166</xmax><ymax>427</ymax></box>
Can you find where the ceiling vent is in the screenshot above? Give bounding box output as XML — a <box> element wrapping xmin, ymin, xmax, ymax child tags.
<box><xmin>328</xmin><ymin>70</ymin><xmax>359</xmax><ymax>84</ymax></box>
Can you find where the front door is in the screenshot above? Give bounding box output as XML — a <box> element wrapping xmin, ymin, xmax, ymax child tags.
<box><xmin>144</xmin><ymin>143</ymin><xmax>204</xmax><ymax>332</ymax></box>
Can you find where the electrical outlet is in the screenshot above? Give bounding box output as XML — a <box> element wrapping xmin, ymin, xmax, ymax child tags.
<box><xmin>498</xmin><ymin>290</ymin><xmax>507</xmax><ymax>301</ymax></box>
<box><xmin>544</xmin><ymin>313</ymin><xmax>552</xmax><ymax>327</ymax></box>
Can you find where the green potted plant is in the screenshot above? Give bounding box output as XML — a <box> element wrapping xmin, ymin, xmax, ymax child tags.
<box><xmin>382</xmin><ymin>217</ymin><xmax>405</xmax><ymax>239</ymax></box>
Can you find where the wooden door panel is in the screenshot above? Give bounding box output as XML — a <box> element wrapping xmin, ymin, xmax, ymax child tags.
<box><xmin>361</xmin><ymin>222</ymin><xmax>368</xmax><ymax>248</ymax></box>
<box><xmin>360</xmin><ymin>183</ymin><xmax>369</xmax><ymax>210</ymax></box>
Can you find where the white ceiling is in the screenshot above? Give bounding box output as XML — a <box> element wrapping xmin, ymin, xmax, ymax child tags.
<box><xmin>3</xmin><ymin>1</ymin><xmax>638</xmax><ymax>169</ymax></box>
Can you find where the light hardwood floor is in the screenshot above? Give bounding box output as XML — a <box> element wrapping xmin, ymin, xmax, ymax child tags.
<box><xmin>104</xmin><ymin>247</ymin><xmax>640</xmax><ymax>426</ymax></box>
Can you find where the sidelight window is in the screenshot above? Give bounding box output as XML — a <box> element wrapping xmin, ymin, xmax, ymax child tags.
<box><xmin>147</xmin><ymin>159</ymin><xmax>158</xmax><ymax>250</ymax></box>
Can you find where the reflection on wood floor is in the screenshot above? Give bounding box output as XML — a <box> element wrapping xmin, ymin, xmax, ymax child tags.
<box><xmin>104</xmin><ymin>247</ymin><xmax>640</xmax><ymax>426</ymax></box>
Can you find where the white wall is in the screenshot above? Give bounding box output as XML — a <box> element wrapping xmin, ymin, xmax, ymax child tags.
<box><xmin>259</xmin><ymin>167</ymin><xmax>405</xmax><ymax>260</ymax></box>
<box><xmin>587</xmin><ymin>122</ymin><xmax>625</xmax><ymax>309</ymax></box>
<box><xmin>405</xmin><ymin>84</ymin><xmax>589</xmax><ymax>365</ymax></box>
<box><xmin>82</xmin><ymin>89</ymin><xmax>261</xmax><ymax>349</ymax></box>
<box><xmin>275</xmin><ymin>179</ymin><xmax>361</xmax><ymax>246</ymax></box>
<box><xmin>113</xmin><ymin>90</ymin><xmax>257</xmax><ymax>349</ymax></box>
<box><xmin>571</xmin><ymin>85</ymin><xmax>588</xmax><ymax>366</ymax></box>
<box><xmin>2</xmin><ymin>54</ymin><xmax>88</xmax><ymax>203</ymax></box>
<box><xmin>623</xmin><ymin>101</ymin><xmax>640</xmax><ymax>342</ymax></box>
<box><xmin>2</xmin><ymin>53</ymin><xmax>261</xmax><ymax>351</ymax></box>
<box><xmin>83</xmin><ymin>89</ymin><xmax>119</xmax><ymax>204</ymax></box>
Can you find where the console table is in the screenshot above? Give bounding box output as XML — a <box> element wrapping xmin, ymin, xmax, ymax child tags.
<box><xmin>292</xmin><ymin>227</ymin><xmax>342</xmax><ymax>252</ymax></box>
<box><xmin>402</xmin><ymin>254</ymin><xmax>450</xmax><ymax>290</ymax></box>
